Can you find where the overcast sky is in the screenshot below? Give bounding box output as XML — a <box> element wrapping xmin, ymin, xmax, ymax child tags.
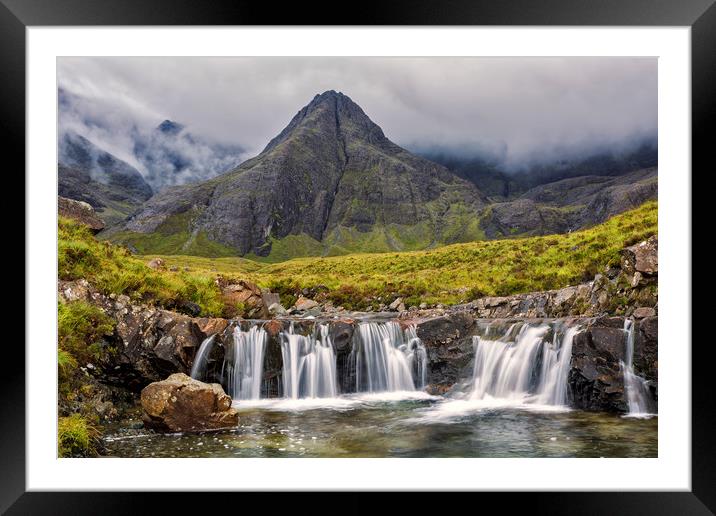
<box><xmin>58</xmin><ymin>57</ymin><xmax>657</xmax><ymax>170</ymax></box>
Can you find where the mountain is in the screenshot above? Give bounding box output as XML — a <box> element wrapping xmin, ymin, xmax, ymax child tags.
<box><xmin>58</xmin><ymin>132</ymin><xmax>153</xmax><ymax>225</ymax></box>
<box><xmin>58</xmin><ymin>87</ymin><xmax>247</xmax><ymax>194</ymax></box>
<box><xmin>417</xmin><ymin>142</ymin><xmax>657</xmax><ymax>238</ymax></box>
<box><xmin>421</xmin><ymin>141</ymin><xmax>657</xmax><ymax>201</ymax></box>
<box><xmin>107</xmin><ymin>90</ymin><xmax>489</xmax><ymax>259</ymax></box>
<box><xmin>479</xmin><ymin>167</ymin><xmax>657</xmax><ymax>238</ymax></box>
<box><xmin>130</xmin><ymin>120</ymin><xmax>246</xmax><ymax>191</ymax></box>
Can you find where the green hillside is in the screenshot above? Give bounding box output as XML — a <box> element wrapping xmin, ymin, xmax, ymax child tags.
<box><xmin>141</xmin><ymin>201</ymin><xmax>657</xmax><ymax>309</ymax></box>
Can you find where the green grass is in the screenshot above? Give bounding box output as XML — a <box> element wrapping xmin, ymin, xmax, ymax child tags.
<box><xmin>58</xmin><ymin>414</ymin><xmax>100</xmax><ymax>457</ymax></box>
<box><xmin>59</xmin><ymin>216</ymin><xmax>226</xmax><ymax>317</ymax></box>
<box><xmin>147</xmin><ymin>201</ymin><xmax>657</xmax><ymax>309</ymax></box>
<box><xmin>58</xmin><ymin>301</ymin><xmax>116</xmax><ymax>365</ymax></box>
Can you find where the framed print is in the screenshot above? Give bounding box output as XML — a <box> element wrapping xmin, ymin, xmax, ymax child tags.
<box><xmin>4</xmin><ymin>0</ymin><xmax>713</xmax><ymax>512</ymax></box>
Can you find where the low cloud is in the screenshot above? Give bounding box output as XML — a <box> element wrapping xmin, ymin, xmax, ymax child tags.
<box><xmin>58</xmin><ymin>57</ymin><xmax>657</xmax><ymax>182</ymax></box>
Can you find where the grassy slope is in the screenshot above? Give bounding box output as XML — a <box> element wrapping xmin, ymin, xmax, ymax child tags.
<box><xmin>145</xmin><ymin>201</ymin><xmax>657</xmax><ymax>308</ymax></box>
<box><xmin>59</xmin><ymin>216</ymin><xmax>227</xmax><ymax>317</ymax></box>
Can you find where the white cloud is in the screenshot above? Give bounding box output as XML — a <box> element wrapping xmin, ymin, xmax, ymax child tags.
<box><xmin>58</xmin><ymin>56</ymin><xmax>657</xmax><ymax>175</ymax></box>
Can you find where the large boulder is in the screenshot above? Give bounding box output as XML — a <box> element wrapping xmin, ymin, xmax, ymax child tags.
<box><xmin>58</xmin><ymin>196</ymin><xmax>105</xmax><ymax>233</ymax></box>
<box><xmin>141</xmin><ymin>373</ymin><xmax>239</xmax><ymax>433</ymax></box>
<box><xmin>621</xmin><ymin>236</ymin><xmax>658</xmax><ymax>276</ymax></box>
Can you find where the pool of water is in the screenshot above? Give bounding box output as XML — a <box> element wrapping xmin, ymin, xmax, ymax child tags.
<box><xmin>102</xmin><ymin>394</ymin><xmax>657</xmax><ymax>458</ymax></box>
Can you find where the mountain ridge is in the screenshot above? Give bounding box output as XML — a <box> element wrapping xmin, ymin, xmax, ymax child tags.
<box><xmin>108</xmin><ymin>90</ymin><xmax>489</xmax><ymax>258</ymax></box>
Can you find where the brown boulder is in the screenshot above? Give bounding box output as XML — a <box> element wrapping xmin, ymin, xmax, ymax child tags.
<box><xmin>621</xmin><ymin>236</ymin><xmax>658</xmax><ymax>276</ymax></box>
<box><xmin>141</xmin><ymin>373</ymin><xmax>238</xmax><ymax>433</ymax></box>
<box><xmin>58</xmin><ymin>196</ymin><xmax>105</xmax><ymax>233</ymax></box>
<box><xmin>216</xmin><ymin>278</ymin><xmax>268</xmax><ymax>318</ymax></box>
<box><xmin>195</xmin><ymin>317</ymin><xmax>229</xmax><ymax>338</ymax></box>
<box><xmin>294</xmin><ymin>296</ymin><xmax>319</xmax><ymax>311</ymax></box>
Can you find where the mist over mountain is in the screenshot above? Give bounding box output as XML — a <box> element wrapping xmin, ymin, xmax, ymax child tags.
<box><xmin>58</xmin><ymin>88</ymin><xmax>248</xmax><ymax>192</ymax></box>
<box><xmin>58</xmin><ymin>132</ymin><xmax>153</xmax><ymax>224</ymax></box>
<box><xmin>416</xmin><ymin>137</ymin><xmax>657</xmax><ymax>200</ymax></box>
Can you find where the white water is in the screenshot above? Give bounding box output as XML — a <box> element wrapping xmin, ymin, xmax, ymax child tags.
<box><xmin>469</xmin><ymin>323</ymin><xmax>578</xmax><ymax>407</ymax></box>
<box><xmin>621</xmin><ymin>319</ymin><xmax>656</xmax><ymax>417</ymax></box>
<box><xmin>280</xmin><ymin>324</ymin><xmax>339</xmax><ymax>399</ymax></box>
<box><xmin>189</xmin><ymin>334</ymin><xmax>216</xmax><ymax>380</ymax></box>
<box><xmin>227</xmin><ymin>326</ymin><xmax>267</xmax><ymax>400</ymax></box>
<box><xmin>413</xmin><ymin>323</ymin><xmax>578</xmax><ymax>422</ymax></box>
<box><xmin>352</xmin><ymin>322</ymin><xmax>427</xmax><ymax>392</ymax></box>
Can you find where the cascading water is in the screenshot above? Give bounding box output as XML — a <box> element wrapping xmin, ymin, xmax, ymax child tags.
<box><xmin>469</xmin><ymin>323</ymin><xmax>579</xmax><ymax>407</ymax></box>
<box><xmin>227</xmin><ymin>326</ymin><xmax>267</xmax><ymax>400</ymax></box>
<box><xmin>351</xmin><ymin>322</ymin><xmax>428</xmax><ymax>392</ymax></box>
<box><xmin>621</xmin><ymin>319</ymin><xmax>656</xmax><ymax>416</ymax></box>
<box><xmin>190</xmin><ymin>334</ymin><xmax>216</xmax><ymax>380</ymax></box>
<box><xmin>280</xmin><ymin>324</ymin><xmax>339</xmax><ymax>399</ymax></box>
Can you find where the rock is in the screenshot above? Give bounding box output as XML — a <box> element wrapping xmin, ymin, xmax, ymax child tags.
<box><xmin>111</xmin><ymin>91</ymin><xmax>487</xmax><ymax>258</ymax></box>
<box><xmin>294</xmin><ymin>296</ymin><xmax>319</xmax><ymax>311</ymax></box>
<box><xmin>141</xmin><ymin>373</ymin><xmax>238</xmax><ymax>433</ymax></box>
<box><xmin>58</xmin><ymin>196</ymin><xmax>106</xmax><ymax>233</ymax></box>
<box><xmin>635</xmin><ymin>316</ymin><xmax>658</xmax><ymax>391</ymax></box>
<box><xmin>217</xmin><ymin>278</ymin><xmax>269</xmax><ymax>318</ymax></box>
<box><xmin>178</xmin><ymin>301</ymin><xmax>201</xmax><ymax>317</ymax></box>
<box><xmin>416</xmin><ymin>313</ymin><xmax>476</xmax><ymax>388</ymax></box>
<box><xmin>388</xmin><ymin>298</ymin><xmax>403</xmax><ymax>311</ymax></box>
<box><xmin>194</xmin><ymin>318</ymin><xmax>229</xmax><ymax>337</ymax></box>
<box><xmin>621</xmin><ymin>236</ymin><xmax>658</xmax><ymax>276</ymax></box>
<box><xmin>268</xmin><ymin>303</ymin><xmax>288</xmax><ymax>316</ymax></box>
<box><xmin>262</xmin><ymin>292</ymin><xmax>281</xmax><ymax>309</ymax></box>
<box><xmin>397</xmin><ymin>303</ymin><xmax>406</xmax><ymax>313</ymax></box>
<box><xmin>419</xmin><ymin>303</ymin><xmax>428</xmax><ymax>309</ymax></box>
<box><xmin>633</xmin><ymin>307</ymin><xmax>656</xmax><ymax>319</ymax></box>
<box><xmin>147</xmin><ymin>258</ymin><xmax>165</xmax><ymax>270</ymax></box>
<box><xmin>568</xmin><ymin>317</ymin><xmax>634</xmax><ymax>412</ymax></box>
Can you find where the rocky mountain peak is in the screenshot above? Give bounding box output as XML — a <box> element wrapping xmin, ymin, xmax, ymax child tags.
<box><xmin>156</xmin><ymin>119</ymin><xmax>184</xmax><ymax>135</ymax></box>
<box><xmin>114</xmin><ymin>91</ymin><xmax>488</xmax><ymax>258</ymax></box>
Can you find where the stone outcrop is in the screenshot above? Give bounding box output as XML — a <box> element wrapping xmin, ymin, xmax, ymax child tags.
<box><xmin>141</xmin><ymin>373</ymin><xmax>239</xmax><ymax>433</ymax></box>
<box><xmin>58</xmin><ymin>196</ymin><xmax>105</xmax><ymax>233</ymax></box>
<box><xmin>414</xmin><ymin>313</ymin><xmax>476</xmax><ymax>393</ymax></box>
<box><xmin>567</xmin><ymin>316</ymin><xmax>658</xmax><ymax>412</ymax></box>
<box><xmin>216</xmin><ymin>277</ymin><xmax>269</xmax><ymax>319</ymax></box>
<box><xmin>59</xmin><ymin>280</ymin><xmax>221</xmax><ymax>390</ymax></box>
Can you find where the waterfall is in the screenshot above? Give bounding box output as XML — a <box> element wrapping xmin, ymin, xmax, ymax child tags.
<box><xmin>351</xmin><ymin>322</ymin><xmax>427</xmax><ymax>392</ymax></box>
<box><xmin>469</xmin><ymin>323</ymin><xmax>579</xmax><ymax>407</ymax></box>
<box><xmin>621</xmin><ymin>319</ymin><xmax>655</xmax><ymax>416</ymax></box>
<box><xmin>405</xmin><ymin>325</ymin><xmax>428</xmax><ymax>390</ymax></box>
<box><xmin>227</xmin><ymin>326</ymin><xmax>267</xmax><ymax>400</ymax></box>
<box><xmin>190</xmin><ymin>334</ymin><xmax>216</xmax><ymax>380</ymax></box>
<box><xmin>280</xmin><ymin>324</ymin><xmax>339</xmax><ymax>399</ymax></box>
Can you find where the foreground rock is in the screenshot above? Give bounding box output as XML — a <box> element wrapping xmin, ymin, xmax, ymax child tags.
<box><xmin>58</xmin><ymin>196</ymin><xmax>105</xmax><ymax>233</ymax></box>
<box><xmin>216</xmin><ymin>277</ymin><xmax>269</xmax><ymax>318</ymax></box>
<box><xmin>141</xmin><ymin>373</ymin><xmax>238</xmax><ymax>433</ymax></box>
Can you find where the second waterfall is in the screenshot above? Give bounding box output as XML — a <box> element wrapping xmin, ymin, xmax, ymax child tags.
<box><xmin>191</xmin><ymin>320</ymin><xmax>428</xmax><ymax>400</ymax></box>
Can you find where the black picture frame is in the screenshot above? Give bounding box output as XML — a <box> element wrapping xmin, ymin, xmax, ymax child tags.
<box><xmin>3</xmin><ymin>0</ymin><xmax>712</xmax><ymax>513</ymax></box>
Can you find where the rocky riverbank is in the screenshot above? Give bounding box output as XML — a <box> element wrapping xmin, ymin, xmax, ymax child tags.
<box><xmin>59</xmin><ymin>277</ymin><xmax>657</xmax><ymax>417</ymax></box>
<box><xmin>57</xmin><ymin>232</ymin><xmax>657</xmax><ymax>420</ymax></box>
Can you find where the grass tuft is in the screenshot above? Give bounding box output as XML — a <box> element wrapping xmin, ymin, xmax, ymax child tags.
<box><xmin>58</xmin><ymin>414</ymin><xmax>101</xmax><ymax>457</ymax></box>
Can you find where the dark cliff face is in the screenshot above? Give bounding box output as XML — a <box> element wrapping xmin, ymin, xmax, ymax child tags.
<box><xmin>117</xmin><ymin>91</ymin><xmax>488</xmax><ymax>257</ymax></box>
<box><xmin>59</xmin><ymin>131</ymin><xmax>153</xmax><ymax>203</ymax></box>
